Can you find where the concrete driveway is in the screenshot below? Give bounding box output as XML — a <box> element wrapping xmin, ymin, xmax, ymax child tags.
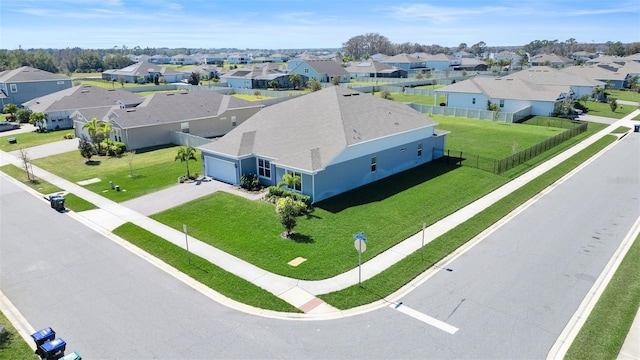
<box><xmin>8</xmin><ymin>138</ymin><xmax>79</xmax><ymax>160</ymax></box>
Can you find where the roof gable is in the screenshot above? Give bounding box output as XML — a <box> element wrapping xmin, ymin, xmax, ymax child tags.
<box><xmin>23</xmin><ymin>85</ymin><xmax>144</xmax><ymax>111</ymax></box>
<box><xmin>0</xmin><ymin>66</ymin><xmax>70</xmax><ymax>83</ymax></box>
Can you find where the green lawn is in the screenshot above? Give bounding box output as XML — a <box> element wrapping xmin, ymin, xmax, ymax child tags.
<box><xmin>232</xmin><ymin>94</ymin><xmax>275</xmax><ymax>102</ymax></box>
<box><xmin>66</xmin><ymin>72</ymin><xmax>101</xmax><ymax>78</ymax></box>
<box><xmin>113</xmin><ymin>223</ymin><xmax>300</xmax><ymax>312</ymax></box>
<box><xmin>151</xmin><ymin>164</ymin><xmax>508</xmax><ymax>280</ymax></box>
<box><xmin>377</xmin><ymin>92</ymin><xmax>447</xmax><ymax>105</ymax></box>
<box><xmin>136</xmin><ymin>89</ymin><xmax>182</xmax><ymax>96</ymax></box>
<box><xmin>320</xmin><ymin>135</ymin><xmax>618</xmax><ymax>309</ymax></box>
<box><xmin>432</xmin><ymin>115</ymin><xmax>567</xmax><ymax>158</ymax></box>
<box><xmin>565</xmin><ymin>232</ymin><xmax>640</xmax><ymax>360</ymax></box>
<box><xmin>0</xmin><ymin>130</ymin><xmax>74</xmax><ymax>151</ymax></box>
<box><xmin>32</xmin><ymin>146</ymin><xmax>197</xmax><ymax>202</ymax></box>
<box><xmin>415</xmin><ymin>84</ymin><xmax>445</xmax><ymax>90</ymax></box>
<box><xmin>607</xmin><ymin>89</ymin><xmax>640</xmax><ymax>103</ymax></box>
<box><xmin>611</xmin><ymin>126</ymin><xmax>631</xmax><ymax>134</ymax></box>
<box><xmin>0</xmin><ymin>309</ymin><xmax>37</xmax><ymax>359</ymax></box>
<box><xmin>583</xmin><ymin>100</ymin><xmax>636</xmax><ymax>119</ymax></box>
<box><xmin>0</xmin><ymin>164</ymin><xmax>97</xmax><ymax>211</ymax></box>
<box><xmin>78</xmin><ymin>79</ymin><xmax>141</xmax><ymax>89</ymax></box>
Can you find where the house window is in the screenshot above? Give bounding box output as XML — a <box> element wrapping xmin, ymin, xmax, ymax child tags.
<box><xmin>285</xmin><ymin>170</ymin><xmax>302</xmax><ymax>192</ymax></box>
<box><xmin>258</xmin><ymin>159</ymin><xmax>271</xmax><ymax>178</ymax></box>
<box><xmin>113</xmin><ymin>129</ymin><xmax>122</xmax><ymax>142</ymax></box>
<box><xmin>418</xmin><ymin>143</ymin><xmax>423</xmax><ymax>157</ymax></box>
<box><xmin>9</xmin><ymin>84</ymin><xmax>17</xmax><ymax>93</ymax></box>
<box><xmin>231</xmin><ymin>116</ymin><xmax>237</xmax><ymax>126</ymax></box>
<box><xmin>472</xmin><ymin>98</ymin><xmax>476</xmax><ymax>104</ymax></box>
<box><xmin>304</xmin><ymin>68</ymin><xmax>309</xmax><ymax>73</ymax></box>
<box><xmin>181</xmin><ymin>122</ymin><xmax>189</xmax><ymax>133</ymax></box>
<box><xmin>499</xmin><ymin>100</ymin><xmax>505</xmax><ymax>108</ymax></box>
<box><xmin>371</xmin><ymin>156</ymin><xmax>377</xmax><ymax>172</ymax></box>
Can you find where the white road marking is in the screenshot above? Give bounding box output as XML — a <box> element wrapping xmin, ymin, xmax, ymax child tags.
<box><xmin>389</xmin><ymin>303</ymin><xmax>459</xmax><ymax>334</ymax></box>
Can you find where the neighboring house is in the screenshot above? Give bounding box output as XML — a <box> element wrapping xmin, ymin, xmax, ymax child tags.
<box><xmin>194</xmin><ymin>54</ymin><xmax>225</xmax><ymax>65</ymax></box>
<box><xmin>22</xmin><ymin>85</ymin><xmax>144</xmax><ymax>131</ymax></box>
<box><xmin>128</xmin><ymin>54</ymin><xmax>151</xmax><ymax>63</ymax></box>
<box><xmin>370</xmin><ymin>53</ymin><xmax>388</xmax><ymax>62</ymax></box>
<box><xmin>435</xmin><ymin>76</ymin><xmax>572</xmax><ymax>116</ymax></box>
<box><xmin>380</xmin><ymin>53</ymin><xmax>427</xmax><ymax>75</ymax></box>
<box><xmin>170</xmin><ymin>54</ymin><xmax>197</xmax><ymax>65</ymax></box>
<box><xmin>420</xmin><ymin>53</ymin><xmax>462</xmax><ymax>71</ymax></box>
<box><xmin>501</xmin><ymin>66</ymin><xmax>604</xmax><ymax>98</ymax></box>
<box><xmin>101</xmin><ymin>62</ymin><xmax>188</xmax><ymax>84</ymax></box>
<box><xmin>198</xmin><ymin>86</ymin><xmax>448</xmax><ymax>203</ymax></box>
<box><xmin>493</xmin><ymin>51</ymin><xmax>522</xmax><ymax>65</ymax></box>
<box><xmin>453</xmin><ymin>50</ymin><xmax>474</xmax><ymax>59</ymax></box>
<box><xmin>455</xmin><ymin>58</ymin><xmax>489</xmax><ymax>71</ymax></box>
<box><xmin>270</xmin><ymin>53</ymin><xmax>290</xmax><ymax>62</ymax></box>
<box><xmin>221</xmin><ymin>63</ymin><xmax>294</xmax><ymax>89</ymax></box>
<box><xmin>289</xmin><ymin>59</ymin><xmax>349</xmax><ymax>84</ymax></box>
<box><xmin>183</xmin><ymin>65</ymin><xmax>219</xmax><ymax>80</ymax></box>
<box><xmin>561</xmin><ymin>61</ymin><xmax>640</xmax><ymax>90</ymax></box>
<box><xmin>584</xmin><ymin>55</ymin><xmax>622</xmax><ymax>65</ymax></box>
<box><xmin>623</xmin><ymin>53</ymin><xmax>640</xmax><ymax>63</ymax></box>
<box><xmin>227</xmin><ymin>54</ymin><xmax>251</xmax><ymax>64</ymax></box>
<box><xmin>345</xmin><ymin>60</ymin><xmax>408</xmax><ymax>78</ymax></box>
<box><xmin>148</xmin><ymin>55</ymin><xmax>171</xmax><ymax>64</ymax></box>
<box><xmin>71</xmin><ymin>90</ymin><xmax>263</xmax><ymax>150</ymax></box>
<box><xmin>0</xmin><ymin>66</ymin><xmax>72</xmax><ymax>108</ymax></box>
<box><xmin>251</xmin><ymin>56</ymin><xmax>274</xmax><ymax>64</ymax></box>
<box><xmin>530</xmin><ymin>54</ymin><xmax>574</xmax><ymax>68</ymax></box>
<box><xmin>572</xmin><ymin>51</ymin><xmax>597</xmax><ymax>63</ymax></box>
<box><xmin>287</xmin><ymin>53</ymin><xmax>321</xmax><ymax>69</ymax></box>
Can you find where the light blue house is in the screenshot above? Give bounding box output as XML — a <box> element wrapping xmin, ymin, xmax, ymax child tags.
<box><xmin>101</xmin><ymin>62</ymin><xmax>187</xmax><ymax>84</ymax></box>
<box><xmin>0</xmin><ymin>66</ymin><xmax>72</xmax><ymax>108</ymax></box>
<box><xmin>288</xmin><ymin>59</ymin><xmax>349</xmax><ymax>84</ymax></box>
<box><xmin>199</xmin><ymin>86</ymin><xmax>448</xmax><ymax>203</ymax></box>
<box><xmin>380</xmin><ymin>53</ymin><xmax>428</xmax><ymax>75</ymax></box>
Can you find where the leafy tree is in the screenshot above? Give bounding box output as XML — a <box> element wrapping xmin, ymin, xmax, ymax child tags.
<box><xmin>331</xmin><ymin>76</ymin><xmax>340</xmax><ymax>86</ymax></box>
<box><xmin>276</xmin><ymin>197</ymin><xmax>306</xmax><ymax>237</ymax></box>
<box><xmin>470</xmin><ymin>41</ymin><xmax>487</xmax><ymax>57</ymax></box>
<box><xmin>268</xmin><ymin>80</ymin><xmax>278</xmax><ymax>90</ymax></box>
<box><xmin>188</xmin><ymin>72</ymin><xmax>200</xmax><ymax>85</ymax></box>
<box><xmin>558</xmin><ymin>97</ymin><xmax>574</xmax><ymax>118</ymax></box>
<box><xmin>253</xmin><ymin>90</ymin><xmax>261</xmax><ymax>98</ymax></box>
<box><xmin>3</xmin><ymin>103</ymin><xmax>18</xmax><ymax>121</ymax></box>
<box><xmin>174</xmin><ymin>146</ymin><xmax>198</xmax><ymax>179</ymax></box>
<box><xmin>628</xmin><ymin>75</ymin><xmax>639</xmax><ymax>92</ymax></box>
<box><xmin>609</xmin><ymin>98</ymin><xmax>618</xmax><ymax>112</ymax></box>
<box><xmin>29</xmin><ymin>112</ymin><xmax>46</xmax><ymax>132</ymax></box>
<box><xmin>380</xmin><ymin>90</ymin><xmax>392</xmax><ymax>100</ymax></box>
<box><xmin>78</xmin><ymin>136</ymin><xmax>96</xmax><ymax>162</ymax></box>
<box><xmin>579</xmin><ymin>94</ymin><xmax>589</xmax><ymax>107</ymax></box>
<box><xmin>592</xmin><ymin>86</ymin><xmax>605</xmax><ymax>101</ymax></box>
<box><xmin>16</xmin><ymin>108</ymin><xmax>33</xmax><ymax>123</ymax></box>
<box><xmin>307</xmin><ymin>78</ymin><xmax>322</xmax><ymax>92</ymax></box>
<box><xmin>457</xmin><ymin>43</ymin><xmax>467</xmax><ymax>51</ymax></box>
<box><xmin>127</xmin><ymin>150</ymin><xmax>136</xmax><ymax>177</ymax></box>
<box><xmin>342</xmin><ymin>33</ymin><xmax>394</xmax><ymax>59</ymax></box>
<box><xmin>487</xmin><ymin>100</ymin><xmax>500</xmax><ymax>121</ymax></box>
<box><xmin>288</xmin><ymin>73</ymin><xmax>301</xmax><ymax>90</ymax></box>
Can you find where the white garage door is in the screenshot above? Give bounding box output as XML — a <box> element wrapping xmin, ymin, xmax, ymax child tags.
<box><xmin>206</xmin><ymin>157</ymin><xmax>237</xmax><ymax>184</ymax></box>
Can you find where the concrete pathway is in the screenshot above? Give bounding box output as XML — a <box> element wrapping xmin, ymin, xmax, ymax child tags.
<box><xmin>1</xmin><ymin>110</ymin><xmax>639</xmax><ymax>355</ymax></box>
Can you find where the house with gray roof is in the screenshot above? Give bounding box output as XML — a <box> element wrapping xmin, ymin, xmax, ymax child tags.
<box><xmin>381</xmin><ymin>54</ymin><xmax>427</xmax><ymax>75</ymax></box>
<box><xmin>288</xmin><ymin>59</ymin><xmax>349</xmax><ymax>84</ymax></box>
<box><xmin>345</xmin><ymin>60</ymin><xmax>407</xmax><ymax>78</ymax></box>
<box><xmin>560</xmin><ymin>61</ymin><xmax>640</xmax><ymax>90</ymax></box>
<box><xmin>435</xmin><ymin>76</ymin><xmax>572</xmax><ymax>117</ymax></box>
<box><xmin>221</xmin><ymin>63</ymin><xmax>292</xmax><ymax>89</ymax></box>
<box><xmin>182</xmin><ymin>65</ymin><xmax>221</xmax><ymax>80</ymax></box>
<box><xmin>198</xmin><ymin>86</ymin><xmax>447</xmax><ymax>203</ymax></box>
<box><xmin>71</xmin><ymin>90</ymin><xmax>263</xmax><ymax>150</ymax></box>
<box><xmin>417</xmin><ymin>53</ymin><xmax>462</xmax><ymax>71</ymax></box>
<box><xmin>23</xmin><ymin>85</ymin><xmax>144</xmax><ymax>131</ymax></box>
<box><xmin>530</xmin><ymin>54</ymin><xmax>574</xmax><ymax>68</ymax></box>
<box><xmin>101</xmin><ymin>62</ymin><xmax>187</xmax><ymax>84</ymax></box>
<box><xmin>501</xmin><ymin>66</ymin><xmax>604</xmax><ymax>98</ymax></box>
<box><xmin>0</xmin><ymin>66</ymin><xmax>72</xmax><ymax>108</ymax></box>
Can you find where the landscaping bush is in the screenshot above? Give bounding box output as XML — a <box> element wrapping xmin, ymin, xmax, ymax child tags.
<box><xmin>62</xmin><ymin>133</ymin><xmax>75</xmax><ymax>140</ymax></box>
<box><xmin>240</xmin><ymin>173</ymin><xmax>261</xmax><ymax>191</ymax></box>
<box><xmin>266</xmin><ymin>186</ymin><xmax>311</xmax><ymax>208</ymax></box>
<box><xmin>101</xmin><ymin>139</ymin><xmax>126</xmax><ymax>156</ymax></box>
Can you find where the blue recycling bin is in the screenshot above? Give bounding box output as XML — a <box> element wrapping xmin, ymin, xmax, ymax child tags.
<box><xmin>31</xmin><ymin>327</ymin><xmax>55</xmax><ymax>356</ymax></box>
<box><xmin>39</xmin><ymin>338</ymin><xmax>66</xmax><ymax>360</ymax></box>
<box><xmin>60</xmin><ymin>351</ymin><xmax>82</xmax><ymax>360</ymax></box>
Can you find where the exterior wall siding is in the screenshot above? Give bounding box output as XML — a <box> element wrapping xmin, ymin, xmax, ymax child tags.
<box><xmin>12</xmin><ymin>80</ymin><xmax>72</xmax><ymax>106</ymax></box>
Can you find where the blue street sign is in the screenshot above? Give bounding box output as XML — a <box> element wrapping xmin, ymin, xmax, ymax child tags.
<box><xmin>353</xmin><ymin>231</ymin><xmax>367</xmax><ymax>242</ymax></box>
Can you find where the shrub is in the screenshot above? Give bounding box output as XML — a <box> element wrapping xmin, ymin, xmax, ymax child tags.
<box><xmin>62</xmin><ymin>133</ymin><xmax>75</xmax><ymax>140</ymax></box>
<box><xmin>101</xmin><ymin>139</ymin><xmax>126</xmax><ymax>156</ymax></box>
<box><xmin>240</xmin><ymin>173</ymin><xmax>261</xmax><ymax>191</ymax></box>
<box><xmin>380</xmin><ymin>90</ymin><xmax>392</xmax><ymax>100</ymax></box>
<box><xmin>266</xmin><ymin>186</ymin><xmax>311</xmax><ymax>209</ymax></box>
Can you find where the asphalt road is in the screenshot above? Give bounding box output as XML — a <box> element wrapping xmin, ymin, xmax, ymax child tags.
<box><xmin>1</xmin><ymin>132</ymin><xmax>638</xmax><ymax>359</ymax></box>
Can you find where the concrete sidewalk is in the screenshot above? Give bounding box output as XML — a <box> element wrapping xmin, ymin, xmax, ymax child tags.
<box><xmin>1</xmin><ymin>111</ymin><xmax>639</xmax><ymax>354</ymax></box>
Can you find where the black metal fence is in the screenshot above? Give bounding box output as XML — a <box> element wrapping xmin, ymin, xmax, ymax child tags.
<box><xmin>436</xmin><ymin>121</ymin><xmax>588</xmax><ymax>175</ymax></box>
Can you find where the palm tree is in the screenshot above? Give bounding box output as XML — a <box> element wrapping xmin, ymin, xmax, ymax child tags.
<box><xmin>29</xmin><ymin>112</ymin><xmax>46</xmax><ymax>132</ymax></box>
<box><xmin>3</xmin><ymin>103</ymin><xmax>18</xmax><ymax>121</ymax></box>
<box><xmin>288</xmin><ymin>73</ymin><xmax>301</xmax><ymax>90</ymax></box>
<box><xmin>278</xmin><ymin>173</ymin><xmax>301</xmax><ymax>191</ymax></box>
<box><xmin>174</xmin><ymin>146</ymin><xmax>198</xmax><ymax>179</ymax></box>
<box><xmin>82</xmin><ymin>117</ymin><xmax>103</xmax><ymax>150</ymax></box>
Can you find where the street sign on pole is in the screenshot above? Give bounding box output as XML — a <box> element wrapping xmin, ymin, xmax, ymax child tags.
<box><xmin>183</xmin><ymin>224</ymin><xmax>190</xmax><ymax>264</ymax></box>
<box><xmin>353</xmin><ymin>232</ymin><xmax>367</xmax><ymax>286</ymax></box>
<box><xmin>421</xmin><ymin>222</ymin><xmax>426</xmax><ymax>260</ymax></box>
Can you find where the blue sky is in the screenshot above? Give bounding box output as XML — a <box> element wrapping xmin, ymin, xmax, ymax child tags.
<box><xmin>1</xmin><ymin>0</ymin><xmax>639</xmax><ymax>50</ymax></box>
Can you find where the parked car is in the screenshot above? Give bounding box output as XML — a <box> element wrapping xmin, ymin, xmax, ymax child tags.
<box><xmin>0</xmin><ymin>122</ymin><xmax>20</xmax><ymax>132</ymax></box>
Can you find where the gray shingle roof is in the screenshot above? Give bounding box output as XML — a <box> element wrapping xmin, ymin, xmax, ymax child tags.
<box><xmin>107</xmin><ymin>61</ymin><xmax>184</xmax><ymax>77</ymax></box>
<box><xmin>0</xmin><ymin>66</ymin><xmax>70</xmax><ymax>83</ymax></box>
<box><xmin>23</xmin><ymin>85</ymin><xmax>144</xmax><ymax>112</ymax></box>
<box><xmin>199</xmin><ymin>86</ymin><xmax>438</xmax><ymax>172</ymax></box>
<box><xmin>502</xmin><ymin>66</ymin><xmax>603</xmax><ymax>87</ymax></box>
<box><xmin>77</xmin><ymin>90</ymin><xmax>259</xmax><ymax>129</ymax></box>
<box><xmin>437</xmin><ymin>76</ymin><xmax>570</xmax><ymax>101</ymax></box>
<box><xmin>303</xmin><ymin>59</ymin><xmax>349</xmax><ymax>76</ymax></box>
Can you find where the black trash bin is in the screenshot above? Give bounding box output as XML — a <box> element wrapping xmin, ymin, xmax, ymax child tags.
<box><xmin>30</xmin><ymin>327</ymin><xmax>55</xmax><ymax>357</ymax></box>
<box><xmin>39</xmin><ymin>338</ymin><xmax>66</xmax><ymax>360</ymax></box>
<box><xmin>49</xmin><ymin>196</ymin><xmax>65</xmax><ymax>211</ymax></box>
<box><xmin>634</xmin><ymin>124</ymin><xmax>640</xmax><ymax>132</ymax></box>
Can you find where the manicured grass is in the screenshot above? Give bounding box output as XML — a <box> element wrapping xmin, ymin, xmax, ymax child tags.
<box><xmin>0</xmin><ymin>130</ymin><xmax>74</xmax><ymax>151</ymax></box>
<box><xmin>32</xmin><ymin>146</ymin><xmax>197</xmax><ymax>202</ymax></box>
<box><xmin>232</xmin><ymin>94</ymin><xmax>275</xmax><ymax>102</ymax></box>
<box><xmin>607</xmin><ymin>89</ymin><xmax>640</xmax><ymax>103</ymax></box>
<box><xmin>66</xmin><ymin>72</ymin><xmax>101</xmax><ymax>78</ymax></box>
<box><xmin>152</xmin><ymin>164</ymin><xmax>509</xmax><ymax>280</ymax></box>
<box><xmin>379</xmin><ymin>92</ymin><xmax>446</xmax><ymax>105</ymax></box>
<box><xmin>565</xmin><ymin>232</ymin><xmax>640</xmax><ymax>360</ymax></box>
<box><xmin>432</xmin><ymin>115</ymin><xmax>567</xmax><ymax>158</ymax></box>
<box><xmin>319</xmin><ymin>135</ymin><xmax>617</xmax><ymax>309</ymax></box>
<box><xmin>0</xmin><ymin>114</ymin><xmax>9</xmax><ymax>121</ymax></box>
<box><xmin>0</xmin><ymin>309</ymin><xmax>37</xmax><ymax>359</ymax></box>
<box><xmin>78</xmin><ymin>80</ymin><xmax>140</xmax><ymax>89</ymax></box>
<box><xmin>611</xmin><ymin>126</ymin><xmax>631</xmax><ymax>134</ymax></box>
<box><xmin>136</xmin><ymin>90</ymin><xmax>182</xmax><ymax>96</ymax></box>
<box><xmin>0</xmin><ymin>164</ymin><xmax>96</xmax><ymax>212</ymax></box>
<box><xmin>112</xmin><ymin>223</ymin><xmax>300</xmax><ymax>312</ymax></box>
<box><xmin>583</xmin><ymin>100</ymin><xmax>635</xmax><ymax>119</ymax></box>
